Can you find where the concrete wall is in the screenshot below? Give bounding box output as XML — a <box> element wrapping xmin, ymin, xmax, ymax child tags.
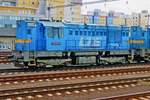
<box><xmin>0</xmin><ymin>28</ymin><xmax>16</xmax><ymax>51</ymax></box>
<box><xmin>0</xmin><ymin>36</ymin><xmax>15</xmax><ymax>51</ymax></box>
<box><xmin>0</xmin><ymin>28</ymin><xmax>16</xmax><ymax>36</ymax></box>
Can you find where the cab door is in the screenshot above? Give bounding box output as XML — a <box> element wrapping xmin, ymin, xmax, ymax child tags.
<box><xmin>46</xmin><ymin>26</ymin><xmax>64</xmax><ymax>51</ymax></box>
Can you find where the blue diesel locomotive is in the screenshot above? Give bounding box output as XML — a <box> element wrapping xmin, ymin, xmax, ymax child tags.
<box><xmin>14</xmin><ymin>20</ymin><xmax>150</xmax><ymax>67</ymax></box>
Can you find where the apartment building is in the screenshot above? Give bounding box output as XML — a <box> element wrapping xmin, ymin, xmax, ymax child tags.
<box><xmin>39</xmin><ymin>0</ymin><xmax>82</xmax><ymax>22</ymax></box>
<box><xmin>0</xmin><ymin>0</ymin><xmax>39</xmax><ymax>51</ymax></box>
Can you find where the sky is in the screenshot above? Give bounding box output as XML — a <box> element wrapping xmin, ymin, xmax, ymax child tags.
<box><xmin>82</xmin><ymin>0</ymin><xmax>150</xmax><ymax>14</ymax></box>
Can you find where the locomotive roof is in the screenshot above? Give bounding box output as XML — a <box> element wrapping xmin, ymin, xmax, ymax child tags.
<box><xmin>38</xmin><ymin>21</ymin><xmax>107</xmax><ymax>27</ymax></box>
<box><xmin>39</xmin><ymin>21</ymin><xmax>64</xmax><ymax>27</ymax></box>
<box><xmin>38</xmin><ymin>21</ymin><xmax>129</xmax><ymax>29</ymax></box>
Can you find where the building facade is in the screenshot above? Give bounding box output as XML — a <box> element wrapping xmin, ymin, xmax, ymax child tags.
<box><xmin>83</xmin><ymin>9</ymin><xmax>150</xmax><ymax>27</ymax></box>
<box><xmin>125</xmin><ymin>10</ymin><xmax>150</xmax><ymax>27</ymax></box>
<box><xmin>64</xmin><ymin>0</ymin><xmax>82</xmax><ymax>23</ymax></box>
<box><xmin>0</xmin><ymin>0</ymin><xmax>39</xmax><ymax>51</ymax></box>
<box><xmin>38</xmin><ymin>0</ymin><xmax>82</xmax><ymax>22</ymax></box>
<box><xmin>46</xmin><ymin>0</ymin><xmax>64</xmax><ymax>21</ymax></box>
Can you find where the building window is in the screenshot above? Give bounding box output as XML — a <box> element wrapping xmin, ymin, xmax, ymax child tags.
<box><xmin>0</xmin><ymin>16</ymin><xmax>2</xmax><ymax>20</ymax></box>
<box><xmin>4</xmin><ymin>16</ymin><xmax>10</xmax><ymax>20</ymax></box>
<box><xmin>1</xmin><ymin>2</ymin><xmax>16</xmax><ymax>6</ymax></box>
<box><xmin>0</xmin><ymin>25</ymin><xmax>4</xmax><ymax>28</ymax></box>
<box><xmin>32</xmin><ymin>2</ymin><xmax>34</xmax><ymax>5</ymax></box>
<box><xmin>4</xmin><ymin>24</ymin><xmax>12</xmax><ymax>28</ymax></box>
<box><xmin>70</xmin><ymin>7</ymin><xmax>72</xmax><ymax>10</ymax></box>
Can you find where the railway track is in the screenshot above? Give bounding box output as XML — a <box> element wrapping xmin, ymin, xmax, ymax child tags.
<box><xmin>0</xmin><ymin>64</ymin><xmax>150</xmax><ymax>84</ymax></box>
<box><xmin>0</xmin><ymin>63</ymin><xmax>150</xmax><ymax>99</ymax></box>
<box><xmin>0</xmin><ymin>51</ymin><xmax>13</xmax><ymax>64</ymax></box>
<box><xmin>99</xmin><ymin>91</ymin><xmax>150</xmax><ymax>100</ymax></box>
<box><xmin>1</xmin><ymin>76</ymin><xmax>150</xmax><ymax>100</ymax></box>
<box><xmin>0</xmin><ymin>62</ymin><xmax>149</xmax><ymax>75</ymax></box>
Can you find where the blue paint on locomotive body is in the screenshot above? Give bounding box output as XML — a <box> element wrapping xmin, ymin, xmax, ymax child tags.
<box><xmin>64</xmin><ymin>23</ymin><xmax>107</xmax><ymax>51</ymax></box>
<box><xmin>129</xmin><ymin>26</ymin><xmax>147</xmax><ymax>49</ymax></box>
<box><xmin>144</xmin><ymin>27</ymin><xmax>150</xmax><ymax>49</ymax></box>
<box><xmin>16</xmin><ymin>20</ymin><xmax>46</xmax><ymax>51</ymax></box>
<box><xmin>15</xmin><ymin>20</ymin><xmax>150</xmax><ymax>52</ymax></box>
<box><xmin>106</xmin><ymin>26</ymin><xmax>130</xmax><ymax>50</ymax></box>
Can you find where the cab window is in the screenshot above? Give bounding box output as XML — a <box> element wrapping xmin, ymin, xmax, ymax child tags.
<box><xmin>47</xmin><ymin>27</ymin><xmax>64</xmax><ymax>38</ymax></box>
<box><xmin>59</xmin><ymin>27</ymin><xmax>64</xmax><ymax>38</ymax></box>
<box><xmin>47</xmin><ymin>27</ymin><xmax>53</xmax><ymax>38</ymax></box>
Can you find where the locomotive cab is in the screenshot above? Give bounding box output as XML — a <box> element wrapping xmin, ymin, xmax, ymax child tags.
<box><xmin>15</xmin><ymin>20</ymin><xmax>46</xmax><ymax>68</ymax></box>
<box><xmin>129</xmin><ymin>26</ymin><xmax>147</xmax><ymax>62</ymax></box>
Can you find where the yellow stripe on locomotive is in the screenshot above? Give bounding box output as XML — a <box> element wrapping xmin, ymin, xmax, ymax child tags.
<box><xmin>15</xmin><ymin>39</ymin><xmax>32</xmax><ymax>43</ymax></box>
<box><xmin>128</xmin><ymin>40</ymin><xmax>144</xmax><ymax>44</ymax></box>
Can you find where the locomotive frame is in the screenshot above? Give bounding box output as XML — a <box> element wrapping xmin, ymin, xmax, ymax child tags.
<box><xmin>14</xmin><ymin>20</ymin><xmax>150</xmax><ymax>68</ymax></box>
